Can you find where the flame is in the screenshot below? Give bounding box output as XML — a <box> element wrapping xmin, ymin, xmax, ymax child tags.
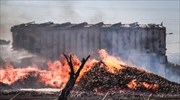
<box><xmin>0</xmin><ymin>49</ymin><xmax>158</xmax><ymax>91</ymax></box>
<box><xmin>38</xmin><ymin>55</ymin><xmax>98</xmax><ymax>88</ymax></box>
<box><xmin>126</xmin><ymin>79</ymin><xmax>139</xmax><ymax>90</ymax></box>
<box><xmin>0</xmin><ymin>63</ymin><xmax>39</xmax><ymax>85</ymax></box>
<box><xmin>98</xmin><ymin>49</ymin><xmax>126</xmax><ymax>73</ymax></box>
<box><xmin>0</xmin><ymin>54</ymin><xmax>99</xmax><ymax>88</ymax></box>
<box><xmin>126</xmin><ymin>79</ymin><xmax>159</xmax><ymax>90</ymax></box>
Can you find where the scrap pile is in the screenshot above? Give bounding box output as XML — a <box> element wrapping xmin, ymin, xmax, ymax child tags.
<box><xmin>78</xmin><ymin>62</ymin><xmax>180</xmax><ymax>94</ymax></box>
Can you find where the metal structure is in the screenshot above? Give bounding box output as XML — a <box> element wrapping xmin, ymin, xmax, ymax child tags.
<box><xmin>11</xmin><ymin>22</ymin><xmax>167</xmax><ymax>63</ymax></box>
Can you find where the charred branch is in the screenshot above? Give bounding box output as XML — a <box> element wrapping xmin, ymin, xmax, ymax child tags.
<box><xmin>57</xmin><ymin>54</ymin><xmax>90</xmax><ymax>100</ymax></box>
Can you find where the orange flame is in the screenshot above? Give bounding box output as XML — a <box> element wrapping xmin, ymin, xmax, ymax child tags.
<box><xmin>38</xmin><ymin>55</ymin><xmax>98</xmax><ymax>88</ymax></box>
<box><xmin>0</xmin><ymin>49</ymin><xmax>157</xmax><ymax>91</ymax></box>
<box><xmin>0</xmin><ymin>63</ymin><xmax>39</xmax><ymax>85</ymax></box>
<box><xmin>98</xmin><ymin>49</ymin><xmax>126</xmax><ymax>73</ymax></box>
<box><xmin>0</xmin><ymin>53</ymin><xmax>99</xmax><ymax>88</ymax></box>
<box><xmin>126</xmin><ymin>79</ymin><xmax>159</xmax><ymax>90</ymax></box>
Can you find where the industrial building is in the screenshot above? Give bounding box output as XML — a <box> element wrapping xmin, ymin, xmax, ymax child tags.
<box><xmin>11</xmin><ymin>22</ymin><xmax>167</xmax><ymax>63</ymax></box>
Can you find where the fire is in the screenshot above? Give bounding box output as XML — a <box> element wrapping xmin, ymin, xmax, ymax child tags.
<box><xmin>38</xmin><ymin>60</ymin><xmax>69</xmax><ymax>88</ymax></box>
<box><xmin>126</xmin><ymin>79</ymin><xmax>159</xmax><ymax>90</ymax></box>
<box><xmin>126</xmin><ymin>79</ymin><xmax>139</xmax><ymax>90</ymax></box>
<box><xmin>0</xmin><ymin>63</ymin><xmax>39</xmax><ymax>85</ymax></box>
<box><xmin>38</xmin><ymin>55</ymin><xmax>98</xmax><ymax>88</ymax></box>
<box><xmin>0</xmin><ymin>53</ymin><xmax>99</xmax><ymax>88</ymax></box>
<box><xmin>0</xmin><ymin>49</ymin><xmax>158</xmax><ymax>91</ymax></box>
<box><xmin>98</xmin><ymin>49</ymin><xmax>126</xmax><ymax>73</ymax></box>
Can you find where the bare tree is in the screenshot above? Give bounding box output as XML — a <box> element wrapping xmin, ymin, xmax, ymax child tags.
<box><xmin>57</xmin><ymin>54</ymin><xmax>90</xmax><ymax>100</ymax></box>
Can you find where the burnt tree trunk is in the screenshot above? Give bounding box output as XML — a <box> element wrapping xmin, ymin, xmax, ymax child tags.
<box><xmin>57</xmin><ymin>54</ymin><xmax>90</xmax><ymax>100</ymax></box>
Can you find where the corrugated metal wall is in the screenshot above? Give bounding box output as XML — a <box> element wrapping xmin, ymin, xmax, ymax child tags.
<box><xmin>11</xmin><ymin>23</ymin><xmax>166</xmax><ymax>62</ymax></box>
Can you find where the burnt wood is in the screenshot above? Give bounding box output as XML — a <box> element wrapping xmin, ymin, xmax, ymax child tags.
<box><xmin>57</xmin><ymin>54</ymin><xmax>90</xmax><ymax>100</ymax></box>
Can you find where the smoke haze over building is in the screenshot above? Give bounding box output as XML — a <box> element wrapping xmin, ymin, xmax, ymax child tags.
<box><xmin>0</xmin><ymin>0</ymin><xmax>179</xmax><ymax>64</ymax></box>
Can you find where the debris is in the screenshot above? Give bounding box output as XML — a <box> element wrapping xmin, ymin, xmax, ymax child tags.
<box><xmin>57</xmin><ymin>54</ymin><xmax>90</xmax><ymax>100</ymax></box>
<box><xmin>78</xmin><ymin>62</ymin><xmax>180</xmax><ymax>94</ymax></box>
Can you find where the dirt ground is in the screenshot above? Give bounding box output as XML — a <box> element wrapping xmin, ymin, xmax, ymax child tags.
<box><xmin>0</xmin><ymin>89</ymin><xmax>180</xmax><ymax>100</ymax></box>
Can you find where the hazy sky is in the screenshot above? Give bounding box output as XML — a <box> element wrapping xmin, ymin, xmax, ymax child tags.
<box><xmin>0</xmin><ymin>0</ymin><xmax>179</xmax><ymax>63</ymax></box>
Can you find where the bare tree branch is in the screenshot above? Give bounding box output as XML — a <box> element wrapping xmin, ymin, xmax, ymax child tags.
<box><xmin>63</xmin><ymin>53</ymin><xmax>74</xmax><ymax>75</ymax></box>
<box><xmin>57</xmin><ymin>54</ymin><xmax>90</xmax><ymax>100</ymax></box>
<box><xmin>75</xmin><ymin>55</ymin><xmax>90</xmax><ymax>78</ymax></box>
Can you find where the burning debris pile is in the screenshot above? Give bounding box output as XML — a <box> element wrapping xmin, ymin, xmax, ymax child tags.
<box><xmin>78</xmin><ymin>63</ymin><xmax>180</xmax><ymax>94</ymax></box>
<box><xmin>0</xmin><ymin>49</ymin><xmax>180</xmax><ymax>95</ymax></box>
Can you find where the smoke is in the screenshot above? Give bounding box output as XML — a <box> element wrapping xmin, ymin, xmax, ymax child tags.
<box><xmin>108</xmin><ymin>31</ymin><xmax>180</xmax><ymax>83</ymax></box>
<box><xmin>0</xmin><ymin>1</ymin><xmax>179</xmax><ymax>84</ymax></box>
<box><xmin>122</xmin><ymin>51</ymin><xmax>166</xmax><ymax>76</ymax></box>
<box><xmin>0</xmin><ymin>1</ymin><xmax>79</xmax><ymax>63</ymax></box>
<box><xmin>0</xmin><ymin>1</ymin><xmax>106</xmax><ymax>39</ymax></box>
<box><xmin>168</xmin><ymin>53</ymin><xmax>180</xmax><ymax>65</ymax></box>
<box><xmin>89</xmin><ymin>10</ymin><xmax>105</xmax><ymax>23</ymax></box>
<box><xmin>125</xmin><ymin>52</ymin><xmax>180</xmax><ymax>83</ymax></box>
<box><xmin>0</xmin><ymin>0</ymin><xmax>106</xmax><ymax>62</ymax></box>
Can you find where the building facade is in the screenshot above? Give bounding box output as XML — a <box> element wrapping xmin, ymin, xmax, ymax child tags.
<box><xmin>11</xmin><ymin>22</ymin><xmax>167</xmax><ymax>63</ymax></box>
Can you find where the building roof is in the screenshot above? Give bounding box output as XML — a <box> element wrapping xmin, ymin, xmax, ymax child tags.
<box><xmin>13</xmin><ymin>21</ymin><xmax>165</xmax><ymax>29</ymax></box>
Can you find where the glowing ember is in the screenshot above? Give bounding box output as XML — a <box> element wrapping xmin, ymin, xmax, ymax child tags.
<box><xmin>126</xmin><ymin>79</ymin><xmax>159</xmax><ymax>90</ymax></box>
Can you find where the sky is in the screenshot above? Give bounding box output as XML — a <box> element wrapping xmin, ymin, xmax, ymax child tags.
<box><xmin>0</xmin><ymin>0</ymin><xmax>179</xmax><ymax>64</ymax></box>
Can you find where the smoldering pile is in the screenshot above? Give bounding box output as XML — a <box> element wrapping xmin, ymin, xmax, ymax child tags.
<box><xmin>77</xmin><ymin>62</ymin><xmax>180</xmax><ymax>94</ymax></box>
